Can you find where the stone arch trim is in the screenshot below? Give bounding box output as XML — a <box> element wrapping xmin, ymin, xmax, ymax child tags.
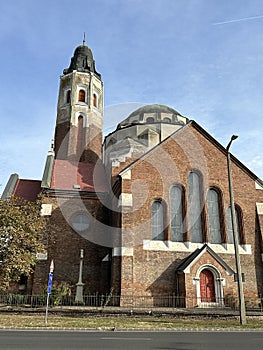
<box><xmin>194</xmin><ymin>264</ymin><xmax>225</xmax><ymax>307</ymax></box>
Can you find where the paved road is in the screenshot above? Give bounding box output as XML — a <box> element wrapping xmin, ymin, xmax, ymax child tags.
<box><xmin>0</xmin><ymin>330</ymin><xmax>263</xmax><ymax>349</ymax></box>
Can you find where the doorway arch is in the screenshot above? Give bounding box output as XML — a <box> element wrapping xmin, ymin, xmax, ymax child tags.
<box><xmin>195</xmin><ymin>265</ymin><xmax>224</xmax><ymax>307</ymax></box>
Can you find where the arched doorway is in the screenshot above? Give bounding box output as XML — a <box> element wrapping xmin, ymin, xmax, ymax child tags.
<box><xmin>200</xmin><ymin>269</ymin><xmax>216</xmax><ymax>302</ymax></box>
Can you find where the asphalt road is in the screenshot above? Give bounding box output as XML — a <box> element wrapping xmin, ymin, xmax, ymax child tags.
<box><xmin>0</xmin><ymin>330</ymin><xmax>263</xmax><ymax>350</ymax></box>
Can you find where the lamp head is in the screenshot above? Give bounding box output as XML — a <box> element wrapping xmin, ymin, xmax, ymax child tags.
<box><xmin>231</xmin><ymin>135</ymin><xmax>238</xmax><ymax>141</ymax></box>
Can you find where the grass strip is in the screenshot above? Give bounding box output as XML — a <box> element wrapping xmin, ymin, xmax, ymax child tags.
<box><xmin>0</xmin><ymin>314</ymin><xmax>262</xmax><ymax>330</ymax></box>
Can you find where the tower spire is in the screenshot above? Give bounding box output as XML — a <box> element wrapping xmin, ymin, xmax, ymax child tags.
<box><xmin>83</xmin><ymin>32</ymin><xmax>86</xmax><ymax>46</ymax></box>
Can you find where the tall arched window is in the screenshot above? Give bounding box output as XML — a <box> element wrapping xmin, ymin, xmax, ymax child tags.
<box><xmin>93</xmin><ymin>93</ymin><xmax>97</xmax><ymax>107</ymax></box>
<box><xmin>151</xmin><ymin>201</ymin><xmax>164</xmax><ymax>240</ymax></box>
<box><xmin>188</xmin><ymin>171</ymin><xmax>203</xmax><ymax>243</ymax></box>
<box><xmin>226</xmin><ymin>206</ymin><xmax>242</xmax><ymax>244</ymax></box>
<box><xmin>76</xmin><ymin>116</ymin><xmax>84</xmax><ymax>160</ymax></box>
<box><xmin>66</xmin><ymin>90</ymin><xmax>71</xmax><ymax>103</ymax></box>
<box><xmin>170</xmin><ymin>186</ymin><xmax>183</xmax><ymax>242</ymax></box>
<box><xmin>78</xmin><ymin>89</ymin><xmax>86</xmax><ymax>102</ymax></box>
<box><xmin>207</xmin><ymin>189</ymin><xmax>222</xmax><ymax>243</ymax></box>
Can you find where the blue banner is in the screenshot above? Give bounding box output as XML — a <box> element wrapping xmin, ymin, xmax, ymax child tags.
<box><xmin>47</xmin><ymin>273</ymin><xmax>53</xmax><ymax>294</ymax></box>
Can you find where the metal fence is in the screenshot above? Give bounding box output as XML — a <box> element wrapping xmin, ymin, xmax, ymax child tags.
<box><xmin>0</xmin><ymin>294</ymin><xmax>262</xmax><ymax>311</ymax></box>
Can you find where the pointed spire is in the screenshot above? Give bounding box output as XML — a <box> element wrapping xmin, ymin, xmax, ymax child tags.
<box><xmin>83</xmin><ymin>32</ymin><xmax>86</xmax><ymax>46</ymax></box>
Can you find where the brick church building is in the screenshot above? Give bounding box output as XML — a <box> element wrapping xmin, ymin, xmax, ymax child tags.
<box><xmin>2</xmin><ymin>41</ymin><xmax>263</xmax><ymax>308</ymax></box>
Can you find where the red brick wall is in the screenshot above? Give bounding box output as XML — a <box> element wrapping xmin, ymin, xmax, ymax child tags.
<box><xmin>116</xmin><ymin>123</ymin><xmax>263</xmax><ymax>302</ymax></box>
<box><xmin>33</xmin><ymin>194</ymin><xmax>111</xmax><ymax>295</ymax></box>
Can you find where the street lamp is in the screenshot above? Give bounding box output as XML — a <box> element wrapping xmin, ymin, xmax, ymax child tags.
<box><xmin>226</xmin><ymin>135</ymin><xmax>246</xmax><ymax>325</ymax></box>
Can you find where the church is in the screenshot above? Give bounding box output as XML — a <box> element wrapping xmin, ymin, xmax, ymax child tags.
<box><xmin>2</xmin><ymin>41</ymin><xmax>263</xmax><ymax>308</ymax></box>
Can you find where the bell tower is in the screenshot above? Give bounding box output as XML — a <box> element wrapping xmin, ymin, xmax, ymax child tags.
<box><xmin>54</xmin><ymin>37</ymin><xmax>103</xmax><ymax>163</ymax></box>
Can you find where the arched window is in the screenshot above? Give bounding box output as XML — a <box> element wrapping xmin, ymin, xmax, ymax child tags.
<box><xmin>226</xmin><ymin>206</ymin><xmax>242</xmax><ymax>244</ymax></box>
<box><xmin>78</xmin><ymin>89</ymin><xmax>86</xmax><ymax>102</ymax></box>
<box><xmin>170</xmin><ymin>186</ymin><xmax>183</xmax><ymax>242</ymax></box>
<box><xmin>76</xmin><ymin>116</ymin><xmax>84</xmax><ymax>160</ymax></box>
<box><xmin>188</xmin><ymin>171</ymin><xmax>203</xmax><ymax>243</ymax></box>
<box><xmin>207</xmin><ymin>189</ymin><xmax>222</xmax><ymax>243</ymax></box>
<box><xmin>93</xmin><ymin>93</ymin><xmax>97</xmax><ymax>107</ymax></box>
<box><xmin>151</xmin><ymin>201</ymin><xmax>164</xmax><ymax>240</ymax></box>
<box><xmin>146</xmin><ymin>117</ymin><xmax>154</xmax><ymax>123</ymax></box>
<box><xmin>163</xmin><ymin>117</ymin><xmax>171</xmax><ymax>123</ymax></box>
<box><xmin>66</xmin><ymin>90</ymin><xmax>71</xmax><ymax>103</ymax></box>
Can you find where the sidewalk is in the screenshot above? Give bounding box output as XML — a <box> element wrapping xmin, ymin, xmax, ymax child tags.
<box><xmin>0</xmin><ymin>304</ymin><xmax>262</xmax><ymax>318</ymax></box>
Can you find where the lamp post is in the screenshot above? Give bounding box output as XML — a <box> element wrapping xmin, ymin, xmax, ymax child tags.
<box><xmin>226</xmin><ymin>135</ymin><xmax>246</xmax><ymax>325</ymax></box>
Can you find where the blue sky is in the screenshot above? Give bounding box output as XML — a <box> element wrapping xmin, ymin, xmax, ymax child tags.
<box><xmin>0</xmin><ymin>0</ymin><xmax>263</xmax><ymax>192</ymax></box>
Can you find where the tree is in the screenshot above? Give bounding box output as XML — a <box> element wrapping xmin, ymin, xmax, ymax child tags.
<box><xmin>0</xmin><ymin>196</ymin><xmax>45</xmax><ymax>292</ymax></box>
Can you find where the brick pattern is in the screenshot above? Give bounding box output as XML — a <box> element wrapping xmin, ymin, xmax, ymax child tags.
<box><xmin>32</xmin><ymin>195</ymin><xmax>111</xmax><ymax>295</ymax></box>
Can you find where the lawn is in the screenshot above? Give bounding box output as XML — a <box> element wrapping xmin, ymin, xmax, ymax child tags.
<box><xmin>0</xmin><ymin>313</ymin><xmax>262</xmax><ymax>330</ymax></box>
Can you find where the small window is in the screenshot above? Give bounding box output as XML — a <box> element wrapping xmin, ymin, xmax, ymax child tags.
<box><xmin>163</xmin><ymin>117</ymin><xmax>171</xmax><ymax>123</ymax></box>
<box><xmin>66</xmin><ymin>90</ymin><xmax>71</xmax><ymax>103</ymax></box>
<box><xmin>93</xmin><ymin>93</ymin><xmax>97</xmax><ymax>107</ymax></box>
<box><xmin>78</xmin><ymin>89</ymin><xmax>86</xmax><ymax>102</ymax></box>
<box><xmin>146</xmin><ymin>117</ymin><xmax>154</xmax><ymax>123</ymax></box>
<box><xmin>71</xmin><ymin>213</ymin><xmax>90</xmax><ymax>232</ymax></box>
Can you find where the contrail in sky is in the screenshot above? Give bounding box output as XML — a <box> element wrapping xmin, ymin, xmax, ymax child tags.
<box><xmin>212</xmin><ymin>14</ymin><xmax>263</xmax><ymax>25</ymax></box>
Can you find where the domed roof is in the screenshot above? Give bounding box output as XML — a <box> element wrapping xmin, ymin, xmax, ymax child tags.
<box><xmin>63</xmin><ymin>43</ymin><xmax>101</xmax><ymax>78</ymax></box>
<box><xmin>117</xmin><ymin>104</ymin><xmax>187</xmax><ymax>129</ymax></box>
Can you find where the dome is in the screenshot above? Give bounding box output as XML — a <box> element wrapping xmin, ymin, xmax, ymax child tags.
<box><xmin>117</xmin><ymin>104</ymin><xmax>187</xmax><ymax>129</ymax></box>
<box><xmin>63</xmin><ymin>43</ymin><xmax>101</xmax><ymax>78</ymax></box>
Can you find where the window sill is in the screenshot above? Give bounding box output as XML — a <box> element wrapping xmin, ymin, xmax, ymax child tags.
<box><xmin>142</xmin><ymin>240</ymin><xmax>252</xmax><ymax>254</ymax></box>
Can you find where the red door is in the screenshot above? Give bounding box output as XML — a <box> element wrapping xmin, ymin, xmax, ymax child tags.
<box><xmin>200</xmin><ymin>269</ymin><xmax>216</xmax><ymax>302</ymax></box>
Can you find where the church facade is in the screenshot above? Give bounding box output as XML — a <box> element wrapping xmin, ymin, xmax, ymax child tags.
<box><xmin>2</xmin><ymin>42</ymin><xmax>263</xmax><ymax>308</ymax></box>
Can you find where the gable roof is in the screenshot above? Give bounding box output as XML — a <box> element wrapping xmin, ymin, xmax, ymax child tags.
<box><xmin>176</xmin><ymin>244</ymin><xmax>235</xmax><ymax>275</ymax></box>
<box><xmin>119</xmin><ymin>120</ymin><xmax>263</xmax><ymax>186</ymax></box>
<box><xmin>1</xmin><ymin>173</ymin><xmax>41</xmax><ymax>202</ymax></box>
<box><xmin>13</xmin><ymin>179</ymin><xmax>42</xmax><ymax>202</ymax></box>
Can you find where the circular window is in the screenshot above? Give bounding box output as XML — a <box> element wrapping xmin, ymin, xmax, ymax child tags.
<box><xmin>71</xmin><ymin>213</ymin><xmax>90</xmax><ymax>232</ymax></box>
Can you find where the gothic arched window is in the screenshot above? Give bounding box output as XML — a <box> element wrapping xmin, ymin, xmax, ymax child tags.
<box><xmin>226</xmin><ymin>205</ymin><xmax>243</xmax><ymax>244</ymax></box>
<box><xmin>78</xmin><ymin>89</ymin><xmax>86</xmax><ymax>102</ymax></box>
<box><xmin>151</xmin><ymin>200</ymin><xmax>164</xmax><ymax>240</ymax></box>
<box><xmin>188</xmin><ymin>171</ymin><xmax>203</xmax><ymax>243</ymax></box>
<box><xmin>170</xmin><ymin>186</ymin><xmax>183</xmax><ymax>242</ymax></box>
<box><xmin>207</xmin><ymin>189</ymin><xmax>222</xmax><ymax>243</ymax></box>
